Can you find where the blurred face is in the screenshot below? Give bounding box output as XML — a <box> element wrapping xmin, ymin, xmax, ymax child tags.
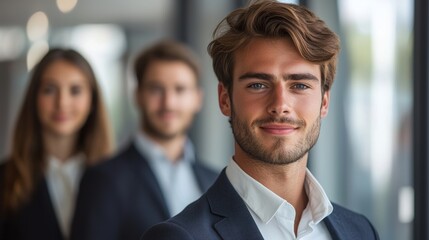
<box><xmin>218</xmin><ymin>38</ymin><xmax>330</xmax><ymax>165</ymax></box>
<box><xmin>136</xmin><ymin>60</ymin><xmax>202</xmax><ymax>140</ymax></box>
<box><xmin>37</xmin><ymin>60</ymin><xmax>92</xmax><ymax>139</ymax></box>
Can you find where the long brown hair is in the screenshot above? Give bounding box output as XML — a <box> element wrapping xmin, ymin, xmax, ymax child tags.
<box><xmin>208</xmin><ymin>0</ymin><xmax>340</xmax><ymax>94</ymax></box>
<box><xmin>2</xmin><ymin>48</ymin><xmax>113</xmax><ymax>211</ymax></box>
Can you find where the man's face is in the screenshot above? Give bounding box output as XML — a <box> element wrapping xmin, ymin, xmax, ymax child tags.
<box><xmin>218</xmin><ymin>38</ymin><xmax>330</xmax><ymax>165</ymax></box>
<box><xmin>136</xmin><ymin>60</ymin><xmax>202</xmax><ymax>140</ymax></box>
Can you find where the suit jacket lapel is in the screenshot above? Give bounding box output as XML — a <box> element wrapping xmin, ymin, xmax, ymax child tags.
<box><xmin>324</xmin><ymin>203</ymin><xmax>360</xmax><ymax>240</ymax></box>
<box><xmin>22</xmin><ymin>177</ymin><xmax>64</xmax><ymax>239</ymax></box>
<box><xmin>323</xmin><ymin>203</ymin><xmax>379</xmax><ymax>240</ymax></box>
<box><xmin>40</xmin><ymin>178</ymin><xmax>62</xmax><ymax>232</ymax></box>
<box><xmin>207</xmin><ymin>170</ymin><xmax>264</xmax><ymax>240</ymax></box>
<box><xmin>127</xmin><ymin>143</ymin><xmax>171</xmax><ymax>219</ymax></box>
<box><xmin>323</xmin><ymin>213</ymin><xmax>343</xmax><ymax>240</ymax></box>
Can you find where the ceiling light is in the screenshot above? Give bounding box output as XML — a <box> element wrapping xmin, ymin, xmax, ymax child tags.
<box><xmin>26</xmin><ymin>11</ymin><xmax>49</xmax><ymax>42</ymax></box>
<box><xmin>57</xmin><ymin>0</ymin><xmax>78</xmax><ymax>13</ymax></box>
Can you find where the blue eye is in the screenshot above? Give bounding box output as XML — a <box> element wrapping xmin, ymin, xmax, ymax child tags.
<box><xmin>248</xmin><ymin>83</ymin><xmax>266</xmax><ymax>89</ymax></box>
<box><xmin>292</xmin><ymin>83</ymin><xmax>309</xmax><ymax>90</ymax></box>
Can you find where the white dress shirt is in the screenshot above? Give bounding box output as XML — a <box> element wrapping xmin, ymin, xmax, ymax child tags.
<box><xmin>45</xmin><ymin>154</ymin><xmax>85</xmax><ymax>238</ymax></box>
<box><xmin>134</xmin><ymin>132</ymin><xmax>202</xmax><ymax>216</ymax></box>
<box><xmin>226</xmin><ymin>159</ymin><xmax>333</xmax><ymax>240</ymax></box>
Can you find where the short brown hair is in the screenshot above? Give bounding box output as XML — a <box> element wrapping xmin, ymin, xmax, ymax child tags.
<box><xmin>208</xmin><ymin>0</ymin><xmax>340</xmax><ymax>93</ymax></box>
<box><xmin>134</xmin><ymin>40</ymin><xmax>201</xmax><ymax>87</ymax></box>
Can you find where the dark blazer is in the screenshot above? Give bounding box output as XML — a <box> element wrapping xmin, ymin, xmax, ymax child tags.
<box><xmin>0</xmin><ymin>164</ymin><xmax>64</xmax><ymax>240</ymax></box>
<box><xmin>142</xmin><ymin>169</ymin><xmax>380</xmax><ymax>240</ymax></box>
<box><xmin>70</xmin><ymin>143</ymin><xmax>218</xmax><ymax>240</ymax></box>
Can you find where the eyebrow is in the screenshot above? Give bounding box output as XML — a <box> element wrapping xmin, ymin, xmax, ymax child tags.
<box><xmin>238</xmin><ymin>72</ymin><xmax>319</xmax><ymax>82</ymax></box>
<box><xmin>239</xmin><ymin>72</ymin><xmax>273</xmax><ymax>81</ymax></box>
<box><xmin>284</xmin><ymin>73</ymin><xmax>319</xmax><ymax>81</ymax></box>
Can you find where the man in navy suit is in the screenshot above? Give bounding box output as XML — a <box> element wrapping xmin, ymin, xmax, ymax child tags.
<box><xmin>142</xmin><ymin>1</ymin><xmax>379</xmax><ymax>239</ymax></box>
<box><xmin>70</xmin><ymin>40</ymin><xmax>218</xmax><ymax>240</ymax></box>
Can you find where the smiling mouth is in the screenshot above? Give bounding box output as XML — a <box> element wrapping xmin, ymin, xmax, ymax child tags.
<box><xmin>158</xmin><ymin>112</ymin><xmax>177</xmax><ymax>119</ymax></box>
<box><xmin>259</xmin><ymin>124</ymin><xmax>298</xmax><ymax>135</ymax></box>
<box><xmin>52</xmin><ymin>115</ymin><xmax>68</xmax><ymax>122</ymax></box>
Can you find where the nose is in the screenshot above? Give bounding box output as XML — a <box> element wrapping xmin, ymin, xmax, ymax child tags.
<box><xmin>267</xmin><ymin>83</ymin><xmax>290</xmax><ymax>116</ymax></box>
<box><xmin>162</xmin><ymin>89</ymin><xmax>176</xmax><ymax>109</ymax></box>
<box><xmin>56</xmin><ymin>89</ymin><xmax>69</xmax><ymax>110</ymax></box>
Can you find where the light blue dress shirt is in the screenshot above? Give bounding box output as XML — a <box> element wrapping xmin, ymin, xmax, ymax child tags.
<box><xmin>134</xmin><ymin>132</ymin><xmax>202</xmax><ymax>216</ymax></box>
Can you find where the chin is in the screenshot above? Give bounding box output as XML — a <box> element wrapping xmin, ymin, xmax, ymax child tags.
<box><xmin>47</xmin><ymin>127</ymin><xmax>79</xmax><ymax>137</ymax></box>
<box><xmin>51</xmin><ymin>132</ymin><xmax>77</xmax><ymax>138</ymax></box>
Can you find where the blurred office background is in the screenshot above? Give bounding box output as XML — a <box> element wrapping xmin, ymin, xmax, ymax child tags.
<box><xmin>1</xmin><ymin>0</ymin><xmax>428</xmax><ymax>239</ymax></box>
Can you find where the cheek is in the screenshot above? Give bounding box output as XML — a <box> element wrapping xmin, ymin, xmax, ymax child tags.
<box><xmin>36</xmin><ymin>95</ymin><xmax>54</xmax><ymax>130</ymax></box>
<box><xmin>296</xmin><ymin>97</ymin><xmax>323</xmax><ymax>119</ymax></box>
<box><xmin>181</xmin><ymin>93</ymin><xmax>201</xmax><ymax>112</ymax></box>
<box><xmin>75</xmin><ymin>94</ymin><xmax>92</xmax><ymax>117</ymax></box>
<box><xmin>232</xmin><ymin>92</ymin><xmax>264</xmax><ymax>119</ymax></box>
<box><xmin>142</xmin><ymin>95</ymin><xmax>160</xmax><ymax>112</ymax></box>
<box><xmin>37</xmin><ymin>95</ymin><xmax>53</xmax><ymax>116</ymax></box>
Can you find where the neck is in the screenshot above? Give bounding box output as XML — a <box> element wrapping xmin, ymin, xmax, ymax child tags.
<box><xmin>233</xmin><ymin>144</ymin><xmax>309</xmax><ymax>235</ymax></box>
<box><xmin>144</xmin><ymin>131</ymin><xmax>187</xmax><ymax>163</ymax></box>
<box><xmin>43</xmin><ymin>132</ymin><xmax>78</xmax><ymax>162</ymax></box>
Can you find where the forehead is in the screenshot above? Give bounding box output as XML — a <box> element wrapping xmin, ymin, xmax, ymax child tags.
<box><xmin>143</xmin><ymin>60</ymin><xmax>198</xmax><ymax>86</ymax></box>
<box><xmin>233</xmin><ymin>38</ymin><xmax>320</xmax><ymax>80</ymax></box>
<box><xmin>41</xmin><ymin>60</ymin><xmax>89</xmax><ymax>84</ymax></box>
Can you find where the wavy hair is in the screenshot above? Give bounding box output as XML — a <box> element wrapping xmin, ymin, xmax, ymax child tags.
<box><xmin>208</xmin><ymin>0</ymin><xmax>340</xmax><ymax>94</ymax></box>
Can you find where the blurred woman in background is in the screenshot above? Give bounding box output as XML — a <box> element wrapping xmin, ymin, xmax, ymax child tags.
<box><xmin>0</xmin><ymin>48</ymin><xmax>113</xmax><ymax>240</ymax></box>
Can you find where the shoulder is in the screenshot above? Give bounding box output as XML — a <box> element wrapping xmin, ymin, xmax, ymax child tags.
<box><xmin>326</xmin><ymin>203</ymin><xmax>379</xmax><ymax>239</ymax></box>
<box><xmin>142</xmin><ymin>220</ymin><xmax>197</xmax><ymax>240</ymax></box>
<box><xmin>171</xmin><ymin>194</ymin><xmax>214</xmax><ymax>223</ymax></box>
<box><xmin>79</xmin><ymin>144</ymin><xmax>145</xmax><ymax>194</ymax></box>
<box><xmin>83</xmin><ymin>144</ymin><xmax>140</xmax><ymax>180</ymax></box>
<box><xmin>73</xmin><ymin>146</ymin><xmax>141</xmax><ymax>218</ymax></box>
<box><xmin>330</xmin><ymin>203</ymin><xmax>372</xmax><ymax>224</ymax></box>
<box><xmin>142</xmin><ymin>195</ymin><xmax>217</xmax><ymax>240</ymax></box>
<box><xmin>146</xmin><ymin>175</ymin><xmax>227</xmax><ymax>239</ymax></box>
<box><xmin>142</xmin><ymin>221</ymin><xmax>194</xmax><ymax>240</ymax></box>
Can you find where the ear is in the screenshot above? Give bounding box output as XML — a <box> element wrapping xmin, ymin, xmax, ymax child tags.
<box><xmin>320</xmin><ymin>90</ymin><xmax>330</xmax><ymax>118</ymax></box>
<box><xmin>218</xmin><ymin>83</ymin><xmax>231</xmax><ymax>117</ymax></box>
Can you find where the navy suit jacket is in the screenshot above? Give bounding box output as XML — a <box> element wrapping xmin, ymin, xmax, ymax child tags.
<box><xmin>70</xmin><ymin>143</ymin><xmax>218</xmax><ymax>240</ymax></box>
<box><xmin>0</xmin><ymin>164</ymin><xmax>64</xmax><ymax>240</ymax></box>
<box><xmin>142</xmin><ymin>169</ymin><xmax>379</xmax><ymax>240</ymax></box>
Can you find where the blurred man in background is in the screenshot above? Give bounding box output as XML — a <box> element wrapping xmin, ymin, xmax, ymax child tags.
<box><xmin>71</xmin><ymin>40</ymin><xmax>218</xmax><ymax>240</ymax></box>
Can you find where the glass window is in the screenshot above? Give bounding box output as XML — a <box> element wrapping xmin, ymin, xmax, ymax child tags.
<box><xmin>309</xmin><ymin>0</ymin><xmax>413</xmax><ymax>239</ymax></box>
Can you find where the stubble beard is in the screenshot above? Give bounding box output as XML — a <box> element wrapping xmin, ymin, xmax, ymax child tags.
<box><xmin>230</xmin><ymin>105</ymin><xmax>321</xmax><ymax>165</ymax></box>
<box><xmin>142</xmin><ymin>110</ymin><xmax>189</xmax><ymax>141</ymax></box>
